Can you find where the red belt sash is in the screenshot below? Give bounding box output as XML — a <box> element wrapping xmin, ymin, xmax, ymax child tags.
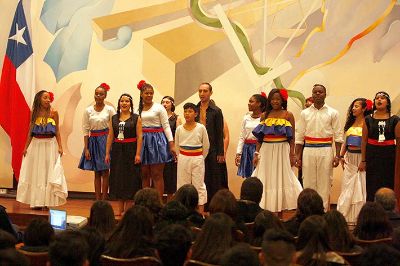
<box><xmin>90</xmin><ymin>130</ymin><xmax>109</xmax><ymax>137</ymax></box>
<box><xmin>244</xmin><ymin>139</ymin><xmax>257</xmax><ymax>144</ymax></box>
<box><xmin>263</xmin><ymin>135</ymin><xmax>287</xmax><ymax>142</ymax></box>
<box><xmin>143</xmin><ymin>128</ymin><xmax>164</xmax><ymax>133</ymax></box>
<box><xmin>114</xmin><ymin>138</ymin><xmax>137</xmax><ymax>143</ymax></box>
<box><xmin>367</xmin><ymin>138</ymin><xmax>395</xmax><ymax>146</ymax></box>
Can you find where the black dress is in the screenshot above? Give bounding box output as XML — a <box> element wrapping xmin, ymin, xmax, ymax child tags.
<box><xmin>365</xmin><ymin>115</ymin><xmax>399</xmax><ymax>201</ymax></box>
<box><xmin>109</xmin><ymin>114</ymin><xmax>141</xmax><ymax>200</ymax></box>
<box><xmin>163</xmin><ymin>113</ymin><xmax>178</xmax><ymax>194</ymax></box>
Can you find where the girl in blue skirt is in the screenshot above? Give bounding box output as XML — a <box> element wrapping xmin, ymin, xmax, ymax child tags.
<box><xmin>78</xmin><ymin>83</ymin><xmax>116</xmax><ymax>200</ymax></box>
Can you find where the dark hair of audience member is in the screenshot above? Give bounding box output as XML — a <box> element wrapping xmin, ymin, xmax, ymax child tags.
<box><xmin>353</xmin><ymin>202</ymin><xmax>393</xmax><ymax>240</ymax></box>
<box><xmin>209</xmin><ymin>189</ymin><xmax>238</xmax><ymax>221</ymax></box>
<box><xmin>88</xmin><ymin>200</ymin><xmax>116</xmax><ymax>240</ymax></box>
<box><xmin>0</xmin><ymin>230</ymin><xmax>17</xmax><ymax>250</ymax></box>
<box><xmin>48</xmin><ymin>230</ymin><xmax>89</xmax><ymax>266</ymax></box>
<box><xmin>323</xmin><ymin>210</ymin><xmax>358</xmax><ymax>253</ymax></box>
<box><xmin>296</xmin><ymin>215</ymin><xmax>333</xmax><ymax>266</ymax></box>
<box><xmin>0</xmin><ymin>248</ymin><xmax>29</xmax><ymax>266</ymax></box>
<box><xmin>134</xmin><ymin>188</ymin><xmax>163</xmax><ymax>222</ymax></box>
<box><xmin>154</xmin><ymin>201</ymin><xmax>188</xmax><ymax>233</ymax></box>
<box><xmin>192</xmin><ymin>213</ymin><xmax>235</xmax><ymax>264</ymax></box>
<box><xmin>105</xmin><ymin>205</ymin><xmax>155</xmax><ymax>258</ymax></box>
<box><xmin>156</xmin><ymin>224</ymin><xmax>192</xmax><ymax>266</ymax></box>
<box><xmin>251</xmin><ymin>210</ymin><xmax>285</xmax><ymax>247</ymax></box>
<box><xmin>174</xmin><ymin>184</ymin><xmax>199</xmax><ymax>213</ymax></box>
<box><xmin>23</xmin><ymin>218</ymin><xmax>54</xmax><ymax>247</ymax></box>
<box><xmin>392</xmin><ymin>227</ymin><xmax>400</xmax><ymax>251</ymax></box>
<box><xmin>262</xmin><ymin>229</ymin><xmax>296</xmax><ymax>266</ymax></box>
<box><xmin>296</xmin><ymin>188</ymin><xmax>324</xmax><ymax>223</ymax></box>
<box><xmin>80</xmin><ymin>227</ymin><xmax>105</xmax><ymax>266</ymax></box>
<box><xmin>360</xmin><ymin>243</ymin><xmax>400</xmax><ymax>266</ymax></box>
<box><xmin>220</xmin><ymin>243</ymin><xmax>259</xmax><ymax>266</ymax></box>
<box><xmin>240</xmin><ymin>177</ymin><xmax>263</xmax><ymax>204</ymax></box>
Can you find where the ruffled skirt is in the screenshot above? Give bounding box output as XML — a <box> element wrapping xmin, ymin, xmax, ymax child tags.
<box><xmin>17</xmin><ymin>137</ymin><xmax>68</xmax><ymax>207</ymax></box>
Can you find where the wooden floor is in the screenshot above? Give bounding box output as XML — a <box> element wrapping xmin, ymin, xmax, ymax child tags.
<box><xmin>1</xmin><ymin>196</ymin><xmax>297</xmax><ymax>229</ymax></box>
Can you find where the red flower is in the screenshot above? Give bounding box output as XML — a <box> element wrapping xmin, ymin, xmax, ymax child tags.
<box><xmin>48</xmin><ymin>91</ymin><xmax>54</xmax><ymax>102</ymax></box>
<box><xmin>99</xmin><ymin>83</ymin><xmax>110</xmax><ymax>91</ymax></box>
<box><xmin>137</xmin><ymin>80</ymin><xmax>146</xmax><ymax>90</ymax></box>
<box><xmin>365</xmin><ymin>99</ymin><xmax>373</xmax><ymax>111</ymax></box>
<box><xmin>279</xmin><ymin>89</ymin><xmax>288</xmax><ymax>101</ymax></box>
<box><xmin>261</xmin><ymin>91</ymin><xmax>267</xmax><ymax>98</ymax></box>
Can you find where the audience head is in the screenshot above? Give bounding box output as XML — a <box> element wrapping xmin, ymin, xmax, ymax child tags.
<box><xmin>155</xmin><ymin>201</ymin><xmax>188</xmax><ymax>232</ymax></box>
<box><xmin>323</xmin><ymin>210</ymin><xmax>355</xmax><ymax>252</ymax></box>
<box><xmin>80</xmin><ymin>227</ymin><xmax>105</xmax><ymax>266</ymax></box>
<box><xmin>296</xmin><ymin>215</ymin><xmax>331</xmax><ymax>266</ymax></box>
<box><xmin>261</xmin><ymin>229</ymin><xmax>296</xmax><ymax>266</ymax></box>
<box><xmin>209</xmin><ymin>189</ymin><xmax>238</xmax><ymax>221</ymax></box>
<box><xmin>240</xmin><ymin>177</ymin><xmax>263</xmax><ymax>204</ymax></box>
<box><xmin>174</xmin><ymin>184</ymin><xmax>199</xmax><ymax>212</ymax></box>
<box><xmin>252</xmin><ymin>210</ymin><xmax>284</xmax><ymax>247</ymax></box>
<box><xmin>295</xmin><ymin>188</ymin><xmax>324</xmax><ymax>223</ymax></box>
<box><xmin>220</xmin><ymin>243</ymin><xmax>259</xmax><ymax>266</ymax></box>
<box><xmin>0</xmin><ymin>230</ymin><xmax>17</xmax><ymax>250</ymax></box>
<box><xmin>134</xmin><ymin>188</ymin><xmax>163</xmax><ymax>222</ymax></box>
<box><xmin>354</xmin><ymin>201</ymin><xmax>392</xmax><ymax>240</ymax></box>
<box><xmin>0</xmin><ymin>248</ymin><xmax>28</xmax><ymax>266</ymax></box>
<box><xmin>106</xmin><ymin>205</ymin><xmax>154</xmax><ymax>258</ymax></box>
<box><xmin>48</xmin><ymin>230</ymin><xmax>89</xmax><ymax>266</ymax></box>
<box><xmin>88</xmin><ymin>200</ymin><xmax>116</xmax><ymax>239</ymax></box>
<box><xmin>192</xmin><ymin>213</ymin><xmax>235</xmax><ymax>264</ymax></box>
<box><xmin>156</xmin><ymin>224</ymin><xmax>192</xmax><ymax>266</ymax></box>
<box><xmin>375</xmin><ymin>187</ymin><xmax>397</xmax><ymax>211</ymax></box>
<box><xmin>24</xmin><ymin>218</ymin><xmax>54</xmax><ymax>247</ymax></box>
<box><xmin>360</xmin><ymin>243</ymin><xmax>400</xmax><ymax>266</ymax></box>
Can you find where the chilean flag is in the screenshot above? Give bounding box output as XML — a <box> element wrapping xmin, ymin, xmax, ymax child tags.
<box><xmin>0</xmin><ymin>1</ymin><xmax>35</xmax><ymax>180</ymax></box>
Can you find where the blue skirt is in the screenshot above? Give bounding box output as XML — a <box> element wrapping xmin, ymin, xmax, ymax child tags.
<box><xmin>78</xmin><ymin>128</ymin><xmax>110</xmax><ymax>171</ymax></box>
<box><xmin>141</xmin><ymin>127</ymin><xmax>172</xmax><ymax>165</ymax></box>
<box><xmin>237</xmin><ymin>143</ymin><xmax>256</xmax><ymax>178</ymax></box>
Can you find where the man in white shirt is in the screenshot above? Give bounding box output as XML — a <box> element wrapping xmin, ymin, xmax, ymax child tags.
<box><xmin>295</xmin><ymin>84</ymin><xmax>344</xmax><ymax>209</ymax></box>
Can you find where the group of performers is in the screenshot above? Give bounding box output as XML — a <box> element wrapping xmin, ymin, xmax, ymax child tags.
<box><xmin>15</xmin><ymin>82</ymin><xmax>400</xmax><ymax>220</ymax></box>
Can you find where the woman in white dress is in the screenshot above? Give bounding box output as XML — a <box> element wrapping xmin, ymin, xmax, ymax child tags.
<box><xmin>78</xmin><ymin>83</ymin><xmax>116</xmax><ymax>200</ymax></box>
<box><xmin>17</xmin><ymin>90</ymin><xmax>67</xmax><ymax>209</ymax></box>
<box><xmin>252</xmin><ymin>88</ymin><xmax>302</xmax><ymax>213</ymax></box>
<box><xmin>337</xmin><ymin>98</ymin><xmax>372</xmax><ymax>223</ymax></box>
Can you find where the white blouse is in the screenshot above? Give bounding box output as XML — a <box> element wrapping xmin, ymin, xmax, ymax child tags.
<box><xmin>141</xmin><ymin>103</ymin><xmax>173</xmax><ymax>141</ymax></box>
<box><xmin>236</xmin><ymin>114</ymin><xmax>260</xmax><ymax>154</ymax></box>
<box><xmin>82</xmin><ymin>105</ymin><xmax>116</xmax><ymax>135</ymax></box>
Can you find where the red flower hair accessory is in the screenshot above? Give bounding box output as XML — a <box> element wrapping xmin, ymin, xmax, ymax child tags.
<box><xmin>137</xmin><ymin>80</ymin><xmax>146</xmax><ymax>90</ymax></box>
<box><xmin>279</xmin><ymin>89</ymin><xmax>288</xmax><ymax>101</ymax></box>
<box><xmin>261</xmin><ymin>91</ymin><xmax>267</xmax><ymax>98</ymax></box>
<box><xmin>48</xmin><ymin>91</ymin><xmax>54</xmax><ymax>102</ymax></box>
<box><xmin>365</xmin><ymin>99</ymin><xmax>373</xmax><ymax>111</ymax></box>
<box><xmin>99</xmin><ymin>83</ymin><xmax>110</xmax><ymax>91</ymax></box>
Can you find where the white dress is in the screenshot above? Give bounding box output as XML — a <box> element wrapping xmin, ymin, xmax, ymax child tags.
<box><xmin>16</xmin><ymin>117</ymin><xmax>68</xmax><ymax>207</ymax></box>
<box><xmin>252</xmin><ymin>117</ymin><xmax>302</xmax><ymax>212</ymax></box>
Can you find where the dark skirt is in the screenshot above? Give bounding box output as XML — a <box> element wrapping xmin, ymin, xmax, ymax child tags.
<box><xmin>163</xmin><ymin>161</ymin><xmax>177</xmax><ymax>194</ymax></box>
<box><xmin>366</xmin><ymin>144</ymin><xmax>396</xmax><ymax>201</ymax></box>
<box><xmin>109</xmin><ymin>142</ymin><xmax>141</xmax><ymax>200</ymax></box>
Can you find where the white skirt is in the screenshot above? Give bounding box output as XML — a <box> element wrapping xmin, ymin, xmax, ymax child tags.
<box><xmin>252</xmin><ymin>142</ymin><xmax>303</xmax><ymax>212</ymax></box>
<box><xmin>337</xmin><ymin>152</ymin><xmax>366</xmax><ymax>223</ymax></box>
<box><xmin>16</xmin><ymin>137</ymin><xmax>68</xmax><ymax>208</ymax></box>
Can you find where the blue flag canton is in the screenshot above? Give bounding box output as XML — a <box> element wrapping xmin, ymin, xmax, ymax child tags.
<box><xmin>6</xmin><ymin>1</ymin><xmax>33</xmax><ymax>68</ymax></box>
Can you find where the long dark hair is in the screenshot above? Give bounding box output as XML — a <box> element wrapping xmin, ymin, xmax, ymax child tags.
<box><xmin>31</xmin><ymin>90</ymin><xmax>50</xmax><ymax>127</ymax></box>
<box><xmin>105</xmin><ymin>205</ymin><xmax>154</xmax><ymax>258</ymax></box>
<box><xmin>373</xmin><ymin>91</ymin><xmax>391</xmax><ymax>114</ymax></box>
<box><xmin>138</xmin><ymin>82</ymin><xmax>154</xmax><ymax>116</ymax></box>
<box><xmin>88</xmin><ymin>201</ymin><xmax>116</xmax><ymax>240</ymax></box>
<box><xmin>324</xmin><ymin>210</ymin><xmax>355</xmax><ymax>252</ymax></box>
<box><xmin>265</xmin><ymin>89</ymin><xmax>287</xmax><ymax>117</ymax></box>
<box><xmin>116</xmin><ymin>93</ymin><xmax>134</xmax><ymax>118</ymax></box>
<box><xmin>252</xmin><ymin>94</ymin><xmax>267</xmax><ymax>113</ymax></box>
<box><xmin>344</xmin><ymin>98</ymin><xmax>373</xmax><ymax>132</ymax></box>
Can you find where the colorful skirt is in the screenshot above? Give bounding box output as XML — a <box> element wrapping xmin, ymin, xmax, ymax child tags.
<box><xmin>337</xmin><ymin>152</ymin><xmax>366</xmax><ymax>223</ymax></box>
<box><xmin>78</xmin><ymin>128</ymin><xmax>109</xmax><ymax>171</ymax></box>
<box><xmin>17</xmin><ymin>137</ymin><xmax>68</xmax><ymax>207</ymax></box>
<box><xmin>141</xmin><ymin>127</ymin><xmax>172</xmax><ymax>165</ymax></box>
<box><xmin>252</xmin><ymin>141</ymin><xmax>302</xmax><ymax>212</ymax></box>
<box><xmin>237</xmin><ymin>142</ymin><xmax>256</xmax><ymax>178</ymax></box>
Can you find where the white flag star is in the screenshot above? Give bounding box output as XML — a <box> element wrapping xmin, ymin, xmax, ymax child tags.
<box><xmin>8</xmin><ymin>23</ymin><xmax>27</xmax><ymax>45</ymax></box>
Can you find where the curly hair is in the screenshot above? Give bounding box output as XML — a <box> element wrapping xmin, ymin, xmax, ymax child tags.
<box><xmin>344</xmin><ymin>98</ymin><xmax>373</xmax><ymax>132</ymax></box>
